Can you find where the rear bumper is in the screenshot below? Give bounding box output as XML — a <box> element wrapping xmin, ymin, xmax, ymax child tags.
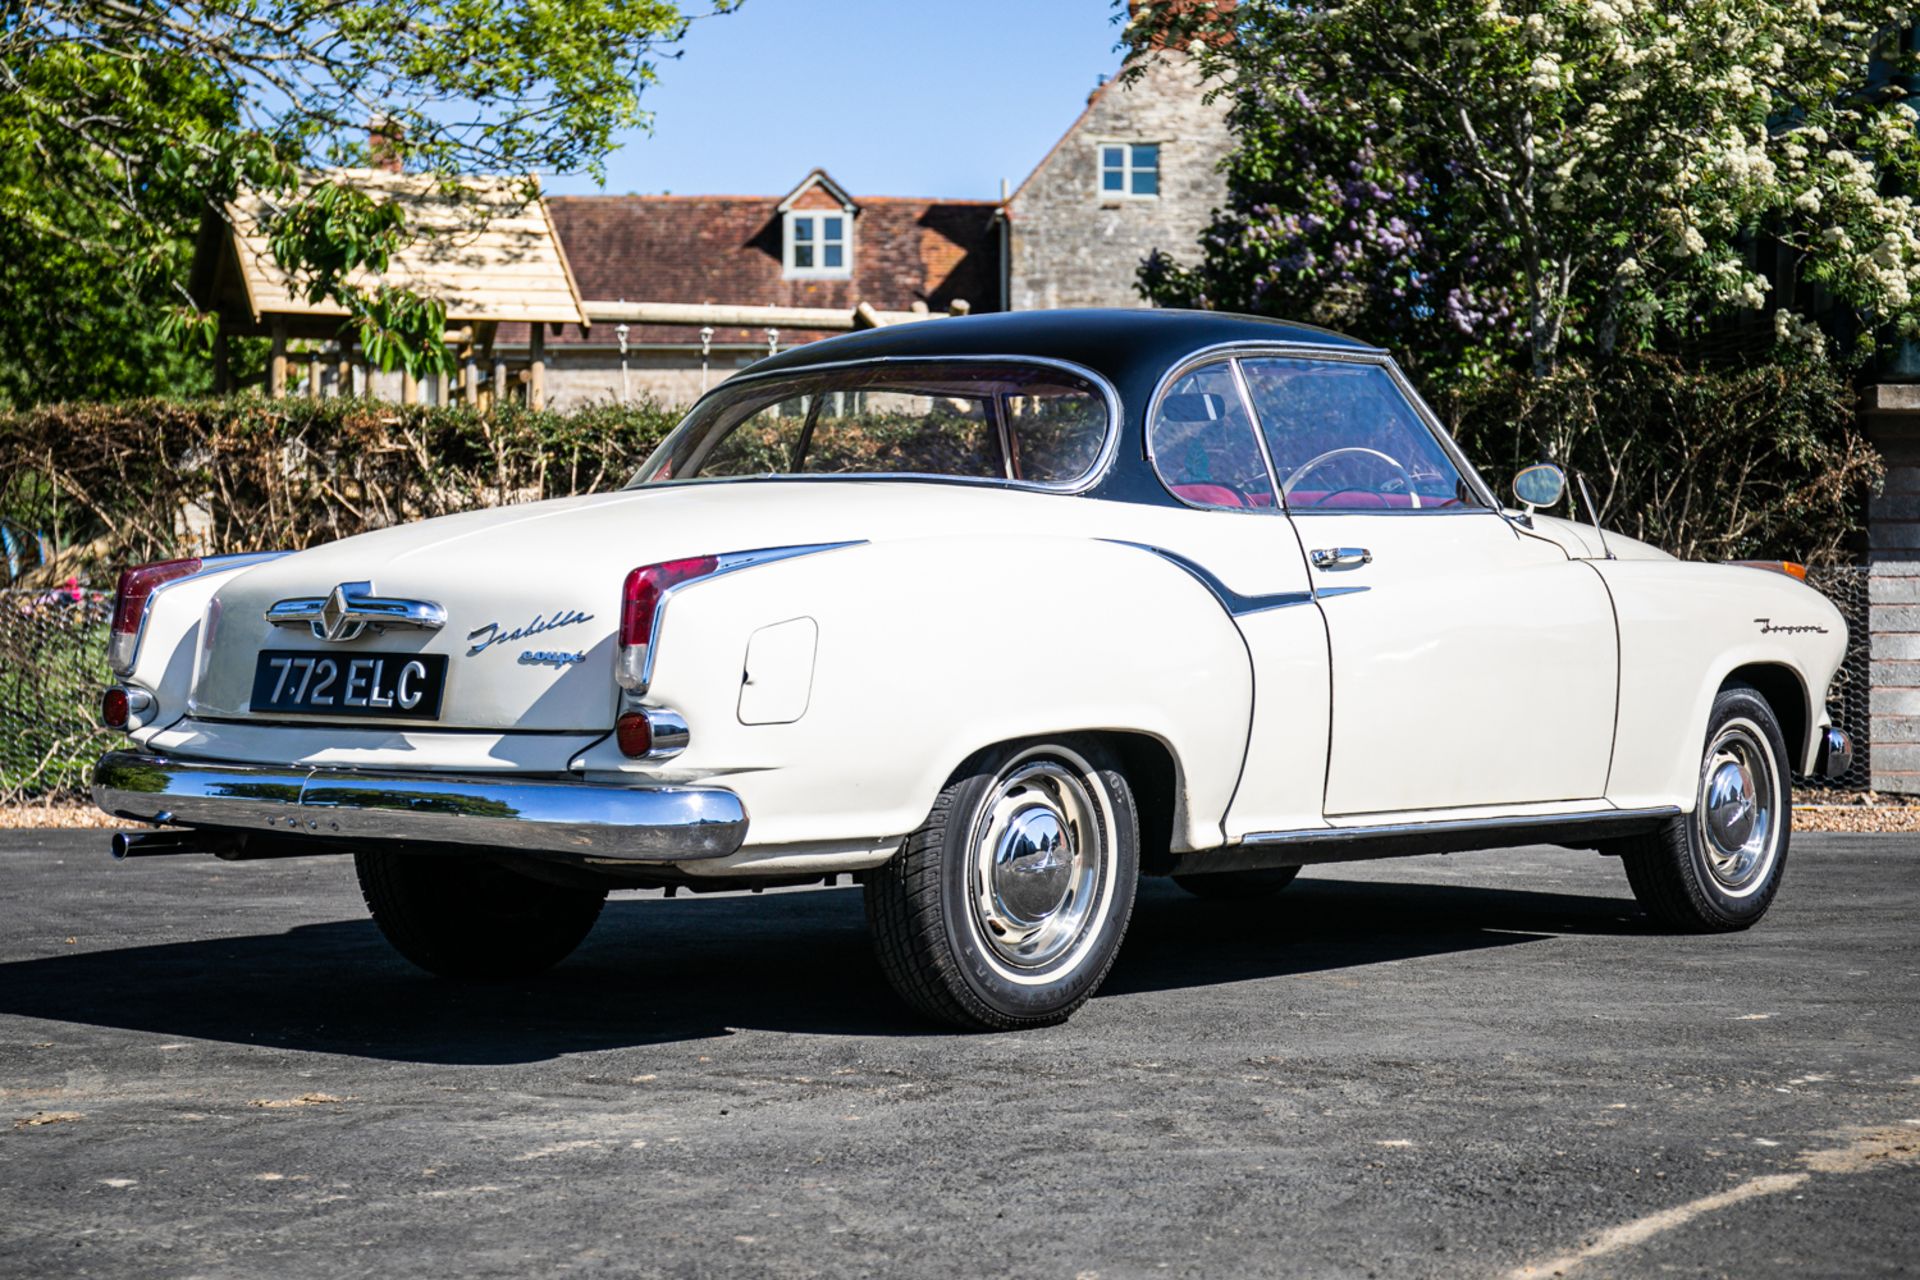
<box><xmin>91</xmin><ymin>750</ymin><xmax>748</xmax><ymax>862</ymax></box>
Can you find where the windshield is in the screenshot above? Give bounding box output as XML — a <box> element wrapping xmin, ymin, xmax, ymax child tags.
<box><xmin>630</xmin><ymin>360</ymin><xmax>1112</xmax><ymax>488</ymax></box>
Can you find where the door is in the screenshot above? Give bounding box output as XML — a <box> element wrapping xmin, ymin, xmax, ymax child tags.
<box><xmin>1238</xmin><ymin>355</ymin><xmax>1618</xmax><ymax>816</ymax></box>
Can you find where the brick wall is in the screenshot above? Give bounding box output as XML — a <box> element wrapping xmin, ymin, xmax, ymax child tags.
<box><xmin>1004</xmin><ymin>51</ymin><xmax>1231</xmax><ymax>311</ymax></box>
<box><xmin>1865</xmin><ymin>395</ymin><xmax>1920</xmax><ymax>792</ymax></box>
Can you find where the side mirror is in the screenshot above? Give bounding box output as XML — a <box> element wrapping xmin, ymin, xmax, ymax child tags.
<box><xmin>1512</xmin><ymin>463</ymin><xmax>1567</xmax><ymax>510</ymax></box>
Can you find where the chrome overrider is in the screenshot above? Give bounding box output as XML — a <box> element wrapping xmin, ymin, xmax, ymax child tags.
<box><xmin>91</xmin><ymin>751</ymin><xmax>748</xmax><ymax>862</ymax></box>
<box><xmin>1816</xmin><ymin>726</ymin><xmax>1854</xmax><ymax>779</ymax></box>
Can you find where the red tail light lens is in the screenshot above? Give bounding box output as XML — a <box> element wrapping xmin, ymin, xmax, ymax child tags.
<box><xmin>615</xmin><ymin>711</ymin><xmax>652</xmax><ymax>757</ymax></box>
<box><xmin>108</xmin><ymin>558</ymin><xmax>202</xmax><ymax>674</ymax></box>
<box><xmin>111</xmin><ymin>558</ymin><xmax>202</xmax><ymax>635</ymax></box>
<box><xmin>101</xmin><ymin>686</ymin><xmax>130</xmax><ymax>729</ymax></box>
<box><xmin>618</xmin><ymin>556</ymin><xmax>717</xmax><ymax>691</ymax></box>
<box><xmin>620</xmin><ymin>556</ymin><xmax>718</xmax><ymax>648</ymax></box>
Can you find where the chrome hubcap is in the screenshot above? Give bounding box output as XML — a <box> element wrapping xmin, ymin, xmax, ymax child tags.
<box><xmin>1696</xmin><ymin>720</ymin><xmax>1777</xmax><ymax>895</ymax></box>
<box><xmin>969</xmin><ymin>757</ymin><xmax>1107</xmax><ymax>971</ymax></box>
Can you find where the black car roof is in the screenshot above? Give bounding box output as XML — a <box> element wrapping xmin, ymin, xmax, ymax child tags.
<box><xmin>748</xmin><ymin>308</ymin><xmax>1377</xmax><ymax>387</ymax></box>
<box><xmin>721</xmin><ymin>308</ymin><xmax>1386</xmax><ymax>510</ymax></box>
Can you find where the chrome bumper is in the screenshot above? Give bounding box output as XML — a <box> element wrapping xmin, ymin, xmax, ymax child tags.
<box><xmin>1816</xmin><ymin>727</ymin><xmax>1855</xmax><ymax>780</ymax></box>
<box><xmin>91</xmin><ymin>751</ymin><xmax>748</xmax><ymax>862</ymax></box>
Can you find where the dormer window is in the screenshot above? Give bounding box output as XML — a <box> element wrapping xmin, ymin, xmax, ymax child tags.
<box><xmin>776</xmin><ymin>170</ymin><xmax>859</xmax><ymax>280</ymax></box>
<box><xmin>786</xmin><ymin>212</ymin><xmax>850</xmax><ymax>278</ymax></box>
<box><xmin>1100</xmin><ymin>143</ymin><xmax>1160</xmax><ymax>197</ymax></box>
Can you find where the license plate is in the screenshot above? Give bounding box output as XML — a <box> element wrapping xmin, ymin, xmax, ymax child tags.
<box><xmin>250</xmin><ymin>650</ymin><xmax>448</xmax><ymax>720</ymax></box>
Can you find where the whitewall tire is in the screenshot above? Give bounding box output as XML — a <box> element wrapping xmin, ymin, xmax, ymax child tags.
<box><xmin>865</xmin><ymin>737</ymin><xmax>1139</xmax><ymax>1030</ymax></box>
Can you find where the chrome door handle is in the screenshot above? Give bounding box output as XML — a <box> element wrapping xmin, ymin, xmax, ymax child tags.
<box><xmin>1309</xmin><ymin>547</ymin><xmax>1372</xmax><ymax>570</ymax></box>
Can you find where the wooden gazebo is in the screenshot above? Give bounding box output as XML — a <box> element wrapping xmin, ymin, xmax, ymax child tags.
<box><xmin>190</xmin><ymin>169</ymin><xmax>587</xmax><ymax>408</ymax></box>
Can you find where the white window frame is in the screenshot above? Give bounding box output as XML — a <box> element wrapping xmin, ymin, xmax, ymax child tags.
<box><xmin>783</xmin><ymin>210</ymin><xmax>853</xmax><ymax>279</ymax></box>
<box><xmin>1097</xmin><ymin>141</ymin><xmax>1162</xmax><ymax>199</ymax></box>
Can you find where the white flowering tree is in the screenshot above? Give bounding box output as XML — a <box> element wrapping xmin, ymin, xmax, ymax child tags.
<box><xmin>1134</xmin><ymin>0</ymin><xmax>1920</xmax><ymax>378</ymax></box>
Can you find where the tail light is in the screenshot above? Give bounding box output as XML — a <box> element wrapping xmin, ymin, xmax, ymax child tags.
<box><xmin>109</xmin><ymin>558</ymin><xmax>202</xmax><ymax>674</ymax></box>
<box><xmin>615</xmin><ymin>707</ymin><xmax>690</xmax><ymax>759</ymax></box>
<box><xmin>101</xmin><ymin>686</ymin><xmax>130</xmax><ymax>729</ymax></box>
<box><xmin>617</xmin><ymin>556</ymin><xmax>717</xmax><ymax>690</ymax></box>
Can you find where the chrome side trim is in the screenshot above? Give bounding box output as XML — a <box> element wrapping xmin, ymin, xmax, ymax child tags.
<box><xmin>92</xmin><ymin>751</ymin><xmax>748</xmax><ymax>862</ymax></box>
<box><xmin>619</xmin><ymin>541</ymin><xmax>865</xmax><ymax>694</ymax></box>
<box><xmin>1241</xmin><ymin>806</ymin><xmax>1682</xmax><ymax>846</ymax></box>
<box><xmin>1175</xmin><ymin>806</ymin><xmax>1682</xmax><ymax>876</ymax></box>
<box><xmin>629</xmin><ymin>353</ymin><xmax>1124</xmax><ymax>495</ymax></box>
<box><xmin>1103</xmin><ymin>541</ymin><xmax>1313</xmax><ymax>617</ymax></box>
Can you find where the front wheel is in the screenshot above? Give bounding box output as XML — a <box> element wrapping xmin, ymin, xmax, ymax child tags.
<box><xmin>865</xmin><ymin>737</ymin><xmax>1139</xmax><ymax>1030</ymax></box>
<box><xmin>1616</xmin><ymin>683</ymin><xmax>1792</xmax><ymax>932</ymax></box>
<box><xmin>355</xmin><ymin>850</ymin><xmax>607</xmax><ymax>981</ymax></box>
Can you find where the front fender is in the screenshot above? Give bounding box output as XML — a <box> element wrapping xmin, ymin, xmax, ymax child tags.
<box><xmin>1597</xmin><ymin>561</ymin><xmax>1846</xmax><ymax>809</ymax></box>
<box><xmin>598</xmin><ymin>534</ymin><xmax>1255</xmax><ymax>855</ymax></box>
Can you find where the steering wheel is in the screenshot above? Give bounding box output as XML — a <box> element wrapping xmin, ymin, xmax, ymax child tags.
<box><xmin>1283</xmin><ymin>446</ymin><xmax>1421</xmax><ymax>510</ymax></box>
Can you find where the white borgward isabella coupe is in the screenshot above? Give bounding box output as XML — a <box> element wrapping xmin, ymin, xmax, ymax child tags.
<box><xmin>94</xmin><ymin>310</ymin><xmax>1852</xmax><ymax>1030</ymax></box>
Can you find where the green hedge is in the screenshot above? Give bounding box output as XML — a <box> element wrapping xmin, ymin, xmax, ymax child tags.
<box><xmin>1445</xmin><ymin>352</ymin><xmax>1879</xmax><ymax>565</ymax></box>
<box><xmin>0</xmin><ymin>396</ymin><xmax>683</xmax><ymax>802</ymax></box>
<box><xmin>0</xmin><ymin>396</ymin><xmax>684</xmax><ymax>585</ymax></box>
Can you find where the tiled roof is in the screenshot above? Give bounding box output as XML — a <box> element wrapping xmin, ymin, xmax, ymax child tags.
<box><xmin>208</xmin><ymin>170</ymin><xmax>586</xmax><ymax>333</ymax></box>
<box><xmin>506</xmin><ymin>191</ymin><xmax>1002</xmax><ymax>347</ymax></box>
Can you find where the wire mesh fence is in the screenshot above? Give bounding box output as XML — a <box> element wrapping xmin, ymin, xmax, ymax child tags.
<box><xmin>0</xmin><ymin>588</ymin><xmax>115</xmax><ymax>807</ymax></box>
<box><xmin>0</xmin><ymin>570</ymin><xmax>1885</xmax><ymax>807</ymax></box>
<box><xmin>1803</xmin><ymin>565</ymin><xmax>1871</xmax><ymax>790</ymax></box>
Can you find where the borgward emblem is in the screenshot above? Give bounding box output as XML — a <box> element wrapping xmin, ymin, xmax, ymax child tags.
<box><xmin>264</xmin><ymin>582</ymin><xmax>447</xmax><ymax>642</ymax></box>
<box><xmin>318</xmin><ymin>584</ymin><xmax>355</xmax><ymax>641</ymax></box>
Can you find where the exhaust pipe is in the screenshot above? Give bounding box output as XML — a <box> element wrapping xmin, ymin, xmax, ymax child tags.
<box><xmin>111</xmin><ymin>829</ymin><xmax>245</xmax><ymax>860</ymax></box>
<box><xmin>110</xmin><ymin>829</ymin><xmax>325</xmax><ymax>862</ymax></box>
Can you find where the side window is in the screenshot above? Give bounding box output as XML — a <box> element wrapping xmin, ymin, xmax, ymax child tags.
<box><xmin>1148</xmin><ymin>363</ymin><xmax>1276</xmax><ymax>510</ymax></box>
<box><xmin>1239</xmin><ymin>359</ymin><xmax>1482</xmax><ymax>512</ymax></box>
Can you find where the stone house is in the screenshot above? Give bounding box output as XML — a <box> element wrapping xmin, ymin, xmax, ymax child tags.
<box><xmin>1859</xmin><ymin>396</ymin><xmax>1920</xmax><ymax>792</ymax></box>
<box><xmin>507</xmin><ymin>170</ymin><xmax>1002</xmax><ymax>409</ymax></box>
<box><xmin>499</xmin><ymin>43</ymin><xmax>1232</xmax><ymax>406</ymax></box>
<box><xmin>998</xmin><ymin>48</ymin><xmax>1232</xmax><ymax>312</ymax></box>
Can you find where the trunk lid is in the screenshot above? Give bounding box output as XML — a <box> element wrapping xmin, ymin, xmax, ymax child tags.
<box><xmin>189</xmin><ymin>481</ymin><xmax>1085</xmax><ymax>731</ymax></box>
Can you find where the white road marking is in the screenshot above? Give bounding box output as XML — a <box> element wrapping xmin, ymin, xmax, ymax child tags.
<box><xmin>1507</xmin><ymin>1123</ymin><xmax>1920</xmax><ymax>1278</ymax></box>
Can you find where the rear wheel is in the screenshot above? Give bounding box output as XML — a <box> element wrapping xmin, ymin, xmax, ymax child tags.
<box><xmin>1617</xmin><ymin>683</ymin><xmax>1792</xmax><ymax>932</ymax></box>
<box><xmin>1172</xmin><ymin>865</ymin><xmax>1301</xmax><ymax>901</ymax></box>
<box><xmin>354</xmin><ymin>850</ymin><xmax>607</xmax><ymax>981</ymax></box>
<box><xmin>865</xmin><ymin>737</ymin><xmax>1139</xmax><ymax>1030</ymax></box>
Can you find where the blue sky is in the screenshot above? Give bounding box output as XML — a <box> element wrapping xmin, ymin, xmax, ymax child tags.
<box><xmin>542</xmin><ymin>0</ymin><xmax>1125</xmax><ymax>201</ymax></box>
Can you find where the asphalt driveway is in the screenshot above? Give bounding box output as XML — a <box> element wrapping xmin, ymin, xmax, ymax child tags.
<box><xmin>0</xmin><ymin>830</ymin><xmax>1914</xmax><ymax>1278</ymax></box>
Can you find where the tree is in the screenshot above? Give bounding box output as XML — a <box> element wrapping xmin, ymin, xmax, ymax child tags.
<box><xmin>1130</xmin><ymin>0</ymin><xmax>1920</xmax><ymax>381</ymax></box>
<box><xmin>0</xmin><ymin>0</ymin><xmax>736</xmax><ymax>399</ymax></box>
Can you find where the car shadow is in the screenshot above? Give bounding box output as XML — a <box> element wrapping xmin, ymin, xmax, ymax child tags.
<box><xmin>0</xmin><ymin>874</ymin><xmax>1648</xmax><ymax>1064</ymax></box>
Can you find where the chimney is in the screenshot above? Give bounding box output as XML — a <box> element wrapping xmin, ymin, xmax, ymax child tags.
<box><xmin>369</xmin><ymin>116</ymin><xmax>405</xmax><ymax>174</ymax></box>
<box><xmin>1127</xmin><ymin>0</ymin><xmax>1236</xmax><ymax>52</ymax></box>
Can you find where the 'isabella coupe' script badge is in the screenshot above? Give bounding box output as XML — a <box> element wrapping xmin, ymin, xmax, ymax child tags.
<box><xmin>465</xmin><ymin>609</ymin><xmax>595</xmax><ymax>657</ymax></box>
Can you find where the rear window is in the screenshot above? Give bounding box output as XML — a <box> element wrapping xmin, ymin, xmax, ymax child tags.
<box><xmin>631</xmin><ymin>360</ymin><xmax>1111</xmax><ymax>488</ymax></box>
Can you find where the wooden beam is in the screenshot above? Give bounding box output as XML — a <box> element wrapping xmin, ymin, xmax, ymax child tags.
<box><xmin>401</xmin><ymin>365</ymin><xmax>419</xmax><ymax>405</ymax></box>
<box><xmin>529</xmin><ymin>324</ymin><xmax>546</xmax><ymax>411</ymax></box>
<box><xmin>582</xmin><ymin>301</ymin><xmax>950</xmax><ymax>330</ymax></box>
<box><xmin>212</xmin><ymin>322</ymin><xmax>231</xmax><ymax>395</ymax></box>
<box><xmin>305</xmin><ymin>353</ymin><xmax>320</xmax><ymax>402</ymax></box>
<box><xmin>268</xmin><ymin>320</ymin><xmax>287</xmax><ymax>399</ymax></box>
